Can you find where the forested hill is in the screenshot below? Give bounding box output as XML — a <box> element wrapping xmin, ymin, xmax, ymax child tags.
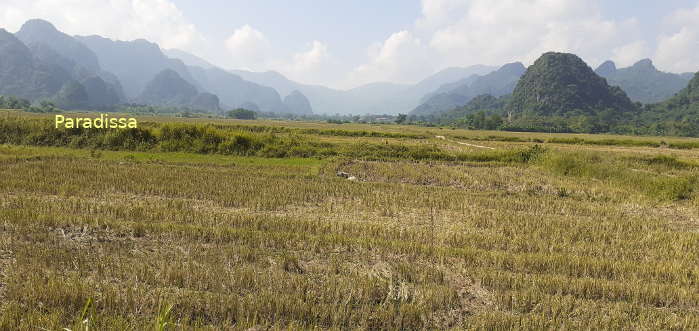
<box><xmin>508</xmin><ymin>52</ymin><xmax>636</xmax><ymax>117</ymax></box>
<box><xmin>634</xmin><ymin>72</ymin><xmax>699</xmax><ymax>136</ymax></box>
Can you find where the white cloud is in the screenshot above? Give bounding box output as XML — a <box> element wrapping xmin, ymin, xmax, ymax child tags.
<box><xmin>223</xmin><ymin>29</ymin><xmax>336</xmax><ymax>85</ymax></box>
<box><xmin>611</xmin><ymin>41</ymin><xmax>651</xmax><ymax>67</ymax></box>
<box><xmin>655</xmin><ymin>4</ymin><xmax>699</xmax><ymax>73</ymax></box>
<box><xmin>224</xmin><ymin>25</ymin><xmax>271</xmax><ymax>70</ymax></box>
<box><xmin>0</xmin><ymin>0</ymin><xmax>202</xmax><ymax>50</ymax></box>
<box><xmin>341</xmin><ymin>0</ymin><xmax>655</xmax><ymax>88</ymax></box>
<box><xmin>416</xmin><ymin>0</ymin><xmax>471</xmax><ymax>31</ymax></box>
<box><xmin>288</xmin><ymin>41</ymin><xmax>329</xmax><ymax>73</ymax></box>
<box><xmin>424</xmin><ymin>0</ymin><xmax>643</xmax><ymax>69</ymax></box>
<box><xmin>274</xmin><ymin>41</ymin><xmax>336</xmax><ymax>85</ymax></box>
<box><xmin>347</xmin><ymin>30</ymin><xmax>436</xmax><ymax>87</ymax></box>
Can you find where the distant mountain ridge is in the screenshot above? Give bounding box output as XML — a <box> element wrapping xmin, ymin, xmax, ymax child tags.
<box><xmin>16</xmin><ymin>19</ymin><xmax>100</xmax><ymax>75</ymax></box>
<box><xmin>410</xmin><ymin>62</ymin><xmax>525</xmax><ymax>116</ymax></box>
<box><xmin>2</xmin><ymin>18</ymin><xmax>696</xmax><ymax>118</ymax></box>
<box><xmin>16</xmin><ymin>20</ymin><xmax>127</xmax><ymax>109</ymax></box>
<box><xmin>283</xmin><ymin>90</ymin><xmax>313</xmax><ymax>114</ymax></box>
<box><xmin>0</xmin><ymin>19</ymin><xmax>304</xmax><ymax>113</ymax></box>
<box><xmin>164</xmin><ymin>49</ymin><xmax>215</xmax><ymax>69</ymax></box>
<box><xmin>0</xmin><ymin>28</ymin><xmax>72</xmax><ymax>101</ymax></box>
<box><xmin>136</xmin><ymin>69</ymin><xmax>219</xmax><ymax>111</ymax></box>
<box><xmin>187</xmin><ymin>65</ymin><xmax>289</xmax><ymax>113</ymax></box>
<box><xmin>225</xmin><ymin>65</ymin><xmax>495</xmax><ymax>115</ymax></box>
<box><xmin>74</xmin><ymin>35</ymin><xmax>201</xmax><ymax>98</ymax></box>
<box><xmin>595</xmin><ymin>59</ymin><xmax>692</xmax><ymax>104</ymax></box>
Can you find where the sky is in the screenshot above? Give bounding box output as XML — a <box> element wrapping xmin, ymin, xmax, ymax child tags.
<box><xmin>0</xmin><ymin>0</ymin><xmax>698</xmax><ymax>89</ymax></box>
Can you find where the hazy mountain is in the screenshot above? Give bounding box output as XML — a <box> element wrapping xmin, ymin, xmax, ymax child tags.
<box><xmin>136</xmin><ymin>69</ymin><xmax>219</xmax><ymax>111</ymax></box>
<box><xmin>137</xmin><ymin>69</ymin><xmax>198</xmax><ymax>106</ymax></box>
<box><xmin>239</xmin><ymin>102</ymin><xmax>260</xmax><ymax>112</ymax></box>
<box><xmin>16</xmin><ymin>19</ymin><xmax>100</xmax><ymax>75</ymax></box>
<box><xmin>26</xmin><ymin>43</ymin><xmax>81</xmax><ymax>78</ymax></box>
<box><xmin>15</xmin><ymin>19</ymin><xmax>125</xmax><ymax>107</ymax></box>
<box><xmin>411</xmin><ymin>62</ymin><xmax>525</xmax><ymax>115</ymax></box>
<box><xmin>595</xmin><ymin>59</ymin><xmax>692</xmax><ymax>104</ymax></box>
<box><xmin>452</xmin><ymin>62</ymin><xmax>525</xmax><ymax>97</ymax></box>
<box><xmin>24</xmin><ymin>41</ymin><xmax>124</xmax><ymax>107</ymax></box>
<box><xmin>228</xmin><ymin>70</ymin><xmax>299</xmax><ymax>97</ymax></box>
<box><xmin>76</xmin><ymin>35</ymin><xmax>200</xmax><ymax>97</ymax></box>
<box><xmin>82</xmin><ymin>76</ymin><xmax>122</xmax><ymax>108</ymax></box>
<box><xmin>420</xmin><ymin>75</ymin><xmax>480</xmax><ymax>103</ymax></box>
<box><xmin>343</xmin><ymin>82</ymin><xmax>412</xmax><ymax>114</ymax></box>
<box><xmin>54</xmin><ymin>80</ymin><xmax>89</xmax><ymax>109</ymax></box>
<box><xmin>228</xmin><ymin>65</ymin><xmax>495</xmax><ymax>115</ymax></box>
<box><xmin>229</xmin><ymin>69</ymin><xmax>356</xmax><ymax>114</ymax></box>
<box><xmin>190</xmin><ymin>92</ymin><xmax>220</xmax><ymax>112</ymax></box>
<box><xmin>229</xmin><ymin>69</ymin><xmax>354</xmax><ymax>114</ymax></box>
<box><xmin>509</xmin><ymin>52</ymin><xmax>635</xmax><ymax>116</ymax></box>
<box><xmin>283</xmin><ymin>90</ymin><xmax>313</xmax><ymax>114</ymax></box>
<box><xmin>187</xmin><ymin>66</ymin><xmax>287</xmax><ymax>113</ymax></box>
<box><xmin>164</xmin><ymin>49</ymin><xmax>215</xmax><ymax>69</ymax></box>
<box><xmin>0</xmin><ymin>28</ymin><xmax>72</xmax><ymax>100</ymax></box>
<box><xmin>409</xmin><ymin>93</ymin><xmax>472</xmax><ymax>116</ymax></box>
<box><xmin>594</xmin><ymin>60</ymin><xmax>617</xmax><ymax>77</ymax></box>
<box><xmin>665</xmin><ymin>72</ymin><xmax>699</xmax><ymax>106</ymax></box>
<box><xmin>680</xmin><ymin>72</ymin><xmax>695</xmax><ymax>80</ymax></box>
<box><xmin>410</xmin><ymin>65</ymin><xmax>495</xmax><ymax>97</ymax></box>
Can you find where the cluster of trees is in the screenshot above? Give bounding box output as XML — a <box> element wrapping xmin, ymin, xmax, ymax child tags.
<box><xmin>0</xmin><ymin>96</ymin><xmax>30</xmax><ymax>109</ymax></box>
<box><xmin>0</xmin><ymin>95</ymin><xmax>61</xmax><ymax>113</ymax></box>
<box><xmin>415</xmin><ymin>102</ymin><xmax>699</xmax><ymax>137</ymax></box>
<box><xmin>116</xmin><ymin>103</ymin><xmax>214</xmax><ymax>115</ymax></box>
<box><xmin>226</xmin><ymin>108</ymin><xmax>257</xmax><ymax>120</ymax></box>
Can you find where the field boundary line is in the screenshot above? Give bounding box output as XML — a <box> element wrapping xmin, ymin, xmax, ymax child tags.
<box><xmin>436</xmin><ymin>136</ymin><xmax>496</xmax><ymax>150</ymax></box>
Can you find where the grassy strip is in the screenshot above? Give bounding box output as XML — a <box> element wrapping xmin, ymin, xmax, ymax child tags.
<box><xmin>0</xmin><ymin>117</ymin><xmax>543</xmax><ymax>163</ymax></box>
<box><xmin>450</xmin><ymin>134</ymin><xmax>699</xmax><ymax>149</ymax></box>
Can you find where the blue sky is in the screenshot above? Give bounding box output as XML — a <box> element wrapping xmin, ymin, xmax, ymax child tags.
<box><xmin>1</xmin><ymin>1</ymin><xmax>698</xmax><ymax>89</ymax></box>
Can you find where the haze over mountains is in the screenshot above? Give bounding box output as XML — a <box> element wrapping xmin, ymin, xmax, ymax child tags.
<box><xmin>0</xmin><ymin>18</ymin><xmax>696</xmax><ymax>120</ymax></box>
<box><xmin>594</xmin><ymin>59</ymin><xmax>693</xmax><ymax>104</ymax></box>
<box><xmin>227</xmin><ymin>64</ymin><xmax>495</xmax><ymax>115</ymax></box>
<box><xmin>411</xmin><ymin>62</ymin><xmax>526</xmax><ymax>116</ymax></box>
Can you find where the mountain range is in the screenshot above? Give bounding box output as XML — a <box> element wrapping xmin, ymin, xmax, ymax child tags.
<box><xmin>416</xmin><ymin>51</ymin><xmax>698</xmax><ymax>137</ymax></box>
<box><xmin>595</xmin><ymin>59</ymin><xmax>692</xmax><ymax>104</ymax></box>
<box><xmin>410</xmin><ymin>62</ymin><xmax>526</xmax><ymax>116</ymax></box>
<box><xmin>0</xmin><ymin>18</ymin><xmax>696</xmax><ymax>120</ymax></box>
<box><xmin>226</xmin><ymin>65</ymin><xmax>495</xmax><ymax>115</ymax></box>
<box><xmin>0</xmin><ymin>19</ymin><xmax>299</xmax><ymax>113</ymax></box>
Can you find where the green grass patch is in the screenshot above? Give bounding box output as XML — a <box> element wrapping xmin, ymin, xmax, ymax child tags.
<box><xmin>536</xmin><ymin>150</ymin><xmax>698</xmax><ymax>201</ymax></box>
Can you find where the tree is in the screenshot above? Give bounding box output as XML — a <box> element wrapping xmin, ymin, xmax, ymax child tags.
<box><xmin>395</xmin><ymin>113</ymin><xmax>408</xmax><ymax>124</ymax></box>
<box><xmin>226</xmin><ymin>108</ymin><xmax>257</xmax><ymax>120</ymax></box>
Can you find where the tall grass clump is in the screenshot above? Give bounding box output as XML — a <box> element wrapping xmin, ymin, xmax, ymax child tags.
<box><xmin>456</xmin><ymin>145</ymin><xmax>546</xmax><ymax>164</ymax></box>
<box><xmin>536</xmin><ymin>150</ymin><xmax>698</xmax><ymax>201</ymax></box>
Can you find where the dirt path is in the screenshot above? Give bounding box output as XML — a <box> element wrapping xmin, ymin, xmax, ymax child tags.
<box><xmin>436</xmin><ymin>136</ymin><xmax>496</xmax><ymax>150</ymax></box>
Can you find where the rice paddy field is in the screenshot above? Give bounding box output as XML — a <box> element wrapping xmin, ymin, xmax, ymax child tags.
<box><xmin>0</xmin><ymin>110</ymin><xmax>698</xmax><ymax>330</ymax></box>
